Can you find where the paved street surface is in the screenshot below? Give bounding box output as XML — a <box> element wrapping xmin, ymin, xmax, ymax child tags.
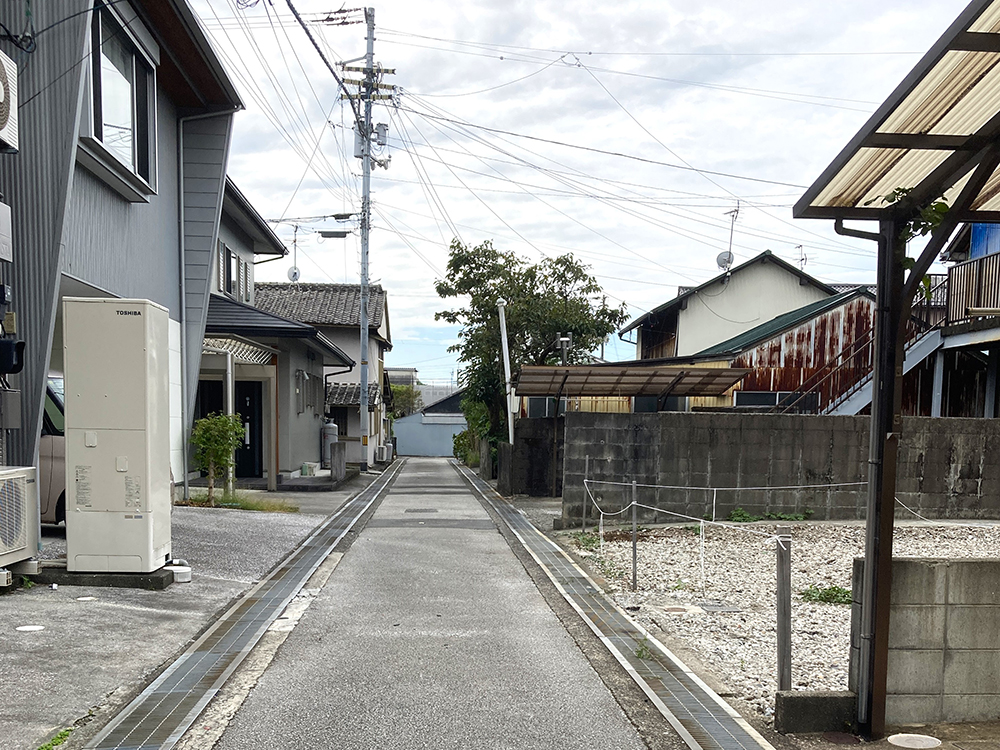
<box><xmin>213</xmin><ymin>457</ymin><xmax>647</xmax><ymax>750</ymax></box>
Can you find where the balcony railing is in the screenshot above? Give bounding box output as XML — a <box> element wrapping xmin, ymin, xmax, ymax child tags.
<box><xmin>947</xmin><ymin>253</ymin><xmax>1000</xmax><ymax>324</ymax></box>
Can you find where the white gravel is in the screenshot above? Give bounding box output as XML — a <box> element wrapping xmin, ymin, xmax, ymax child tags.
<box><xmin>567</xmin><ymin>520</ymin><xmax>1000</xmax><ymax>721</ymax></box>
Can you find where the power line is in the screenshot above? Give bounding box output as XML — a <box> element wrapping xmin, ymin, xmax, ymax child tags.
<box><xmin>395</xmin><ymin>104</ymin><xmax>808</xmax><ymax>189</ymax></box>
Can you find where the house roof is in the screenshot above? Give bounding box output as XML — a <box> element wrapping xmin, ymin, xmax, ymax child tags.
<box><xmin>514</xmin><ymin>365</ymin><xmax>748</xmax><ymax>398</ymax></box>
<box><xmin>254</xmin><ymin>283</ymin><xmax>388</xmax><ymax>332</ymax></box>
<box><xmin>327</xmin><ymin>382</ymin><xmax>383</xmax><ymax>411</ymax></box>
<box><xmin>694</xmin><ymin>288</ymin><xmax>875</xmax><ymax>358</ymax></box>
<box><xmin>205</xmin><ymin>294</ymin><xmax>353</xmax><ymax>367</ymax></box>
<box><xmin>423</xmin><ymin>389</ymin><xmax>466</xmax><ymax>414</ymax></box>
<box><xmin>619</xmin><ymin>251</ymin><xmax>837</xmax><ymax>336</ymax></box>
<box><xmin>223</xmin><ymin>179</ymin><xmax>285</xmax><ymax>256</ymax></box>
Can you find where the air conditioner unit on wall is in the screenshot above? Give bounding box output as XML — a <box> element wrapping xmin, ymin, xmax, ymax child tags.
<box><xmin>0</xmin><ymin>48</ymin><xmax>19</xmax><ymax>153</ymax></box>
<box><xmin>0</xmin><ymin>466</ymin><xmax>38</xmax><ymax>568</ymax></box>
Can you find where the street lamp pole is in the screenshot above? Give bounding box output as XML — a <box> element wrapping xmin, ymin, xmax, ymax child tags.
<box><xmin>497</xmin><ymin>298</ymin><xmax>514</xmax><ymax>444</ymax></box>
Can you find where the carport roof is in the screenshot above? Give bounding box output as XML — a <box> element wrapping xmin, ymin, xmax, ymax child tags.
<box><xmin>514</xmin><ymin>365</ymin><xmax>748</xmax><ymax>398</ymax></box>
<box><xmin>795</xmin><ymin>0</ymin><xmax>1000</xmax><ymax>222</ymax></box>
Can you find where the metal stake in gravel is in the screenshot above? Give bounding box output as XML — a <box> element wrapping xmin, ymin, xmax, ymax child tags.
<box><xmin>776</xmin><ymin>526</ymin><xmax>792</xmax><ymax>691</ymax></box>
<box><xmin>582</xmin><ymin>455</ymin><xmax>589</xmax><ymax>533</ymax></box>
<box><xmin>632</xmin><ymin>480</ymin><xmax>638</xmax><ymax>592</ymax></box>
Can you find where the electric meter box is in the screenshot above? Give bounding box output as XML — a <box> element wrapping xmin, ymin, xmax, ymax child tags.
<box><xmin>63</xmin><ymin>297</ymin><xmax>171</xmax><ymax>573</ymax></box>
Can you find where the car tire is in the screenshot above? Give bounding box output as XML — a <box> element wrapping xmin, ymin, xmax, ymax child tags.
<box><xmin>56</xmin><ymin>492</ymin><xmax>65</xmax><ymax>525</ymax></box>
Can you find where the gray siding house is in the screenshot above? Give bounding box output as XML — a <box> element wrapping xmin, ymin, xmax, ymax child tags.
<box><xmin>198</xmin><ymin>182</ymin><xmax>355</xmax><ymax>485</ymax></box>
<box><xmin>254</xmin><ymin>283</ymin><xmax>394</xmax><ymax>466</ymax></box>
<box><xmin>0</xmin><ymin>1</ymin><xmax>241</xmax><ymax>477</ymax></box>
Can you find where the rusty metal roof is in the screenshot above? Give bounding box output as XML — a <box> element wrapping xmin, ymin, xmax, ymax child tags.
<box><xmin>514</xmin><ymin>365</ymin><xmax>748</xmax><ymax>398</ymax></box>
<box><xmin>795</xmin><ymin>0</ymin><xmax>1000</xmax><ymax>221</ymax></box>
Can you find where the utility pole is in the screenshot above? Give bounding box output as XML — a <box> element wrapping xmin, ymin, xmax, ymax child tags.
<box><xmin>337</xmin><ymin>8</ymin><xmax>394</xmax><ymax>472</ymax></box>
<box><xmin>358</xmin><ymin>8</ymin><xmax>374</xmax><ymax>472</ymax></box>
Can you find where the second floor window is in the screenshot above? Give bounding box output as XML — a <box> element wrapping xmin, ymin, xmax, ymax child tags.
<box><xmin>92</xmin><ymin>9</ymin><xmax>154</xmax><ymax>183</ymax></box>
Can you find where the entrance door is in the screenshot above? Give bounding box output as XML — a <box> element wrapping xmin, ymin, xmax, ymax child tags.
<box><xmin>235</xmin><ymin>381</ymin><xmax>263</xmax><ymax>478</ymax></box>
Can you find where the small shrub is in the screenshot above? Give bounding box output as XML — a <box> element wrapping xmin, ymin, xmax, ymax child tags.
<box><xmin>570</xmin><ymin>531</ymin><xmax>600</xmax><ymax>551</ymax></box>
<box><xmin>189</xmin><ymin>412</ymin><xmax>244</xmax><ymax>506</ymax></box>
<box><xmin>634</xmin><ymin>637</ymin><xmax>652</xmax><ymax>660</ymax></box>
<box><xmin>800</xmin><ymin>584</ymin><xmax>852</xmax><ymax>605</ymax></box>
<box><xmin>37</xmin><ymin>728</ymin><xmax>73</xmax><ymax>750</ymax></box>
<box><xmin>727</xmin><ymin>507</ymin><xmax>761</xmax><ymax>523</ymax></box>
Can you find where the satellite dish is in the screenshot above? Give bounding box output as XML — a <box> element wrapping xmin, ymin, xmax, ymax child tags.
<box><xmin>716</xmin><ymin>251</ymin><xmax>734</xmax><ymax>271</ymax></box>
<box><xmin>287</xmin><ymin>266</ymin><xmax>301</xmax><ymax>282</ymax></box>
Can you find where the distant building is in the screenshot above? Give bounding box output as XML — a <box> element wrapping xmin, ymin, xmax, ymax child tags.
<box><xmin>255</xmin><ymin>283</ymin><xmax>394</xmax><ymax>465</ymax></box>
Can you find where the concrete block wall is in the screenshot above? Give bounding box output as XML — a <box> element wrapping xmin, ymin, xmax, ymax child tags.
<box><xmin>850</xmin><ymin>558</ymin><xmax>1000</xmax><ymax>724</ymax></box>
<box><xmin>561</xmin><ymin>412</ymin><xmax>1000</xmax><ymax>526</ymax></box>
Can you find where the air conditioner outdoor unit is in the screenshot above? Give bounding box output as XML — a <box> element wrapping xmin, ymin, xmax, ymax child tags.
<box><xmin>0</xmin><ymin>48</ymin><xmax>19</xmax><ymax>153</ymax></box>
<box><xmin>0</xmin><ymin>466</ymin><xmax>38</xmax><ymax>568</ymax></box>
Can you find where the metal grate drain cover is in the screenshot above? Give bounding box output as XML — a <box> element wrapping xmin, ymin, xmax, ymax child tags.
<box><xmin>403</xmin><ymin>508</ymin><xmax>439</xmax><ymax>513</ymax></box>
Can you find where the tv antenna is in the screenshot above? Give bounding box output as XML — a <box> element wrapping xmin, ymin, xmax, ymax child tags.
<box><xmin>716</xmin><ymin>251</ymin><xmax>734</xmax><ymax>271</ymax></box>
<box><xmin>796</xmin><ymin>244</ymin><xmax>807</xmax><ymax>270</ymax></box>
<box><xmin>288</xmin><ymin>224</ymin><xmax>300</xmax><ymax>282</ymax></box>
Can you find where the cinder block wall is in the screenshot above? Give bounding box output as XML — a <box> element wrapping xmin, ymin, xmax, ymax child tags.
<box><xmin>561</xmin><ymin>412</ymin><xmax>1000</xmax><ymax>526</ymax></box>
<box><xmin>850</xmin><ymin>558</ymin><xmax>1000</xmax><ymax>724</ymax></box>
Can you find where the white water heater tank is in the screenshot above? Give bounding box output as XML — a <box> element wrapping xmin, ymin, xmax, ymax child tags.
<box><xmin>63</xmin><ymin>298</ymin><xmax>171</xmax><ymax>573</ymax></box>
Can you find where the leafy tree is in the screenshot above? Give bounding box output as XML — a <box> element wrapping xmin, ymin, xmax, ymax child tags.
<box><xmin>436</xmin><ymin>239</ymin><xmax>628</xmax><ymax>441</ymax></box>
<box><xmin>389</xmin><ymin>384</ymin><xmax>423</xmax><ymax>419</ymax></box>
<box><xmin>190</xmin><ymin>412</ymin><xmax>244</xmax><ymax>506</ymax></box>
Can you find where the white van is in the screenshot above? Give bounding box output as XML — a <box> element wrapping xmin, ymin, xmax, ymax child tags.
<box><xmin>38</xmin><ymin>377</ymin><xmax>65</xmax><ymax>524</ymax></box>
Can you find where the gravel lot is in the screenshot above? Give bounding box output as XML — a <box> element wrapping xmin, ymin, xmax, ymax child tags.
<box><xmin>563</xmin><ymin>519</ymin><xmax>1000</xmax><ymax>722</ymax></box>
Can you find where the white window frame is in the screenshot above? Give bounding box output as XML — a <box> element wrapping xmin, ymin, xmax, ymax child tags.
<box><xmin>77</xmin><ymin>1</ymin><xmax>159</xmax><ymax>202</ymax></box>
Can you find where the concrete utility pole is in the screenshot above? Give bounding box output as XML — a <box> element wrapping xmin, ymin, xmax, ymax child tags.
<box><xmin>358</xmin><ymin>8</ymin><xmax>374</xmax><ymax>472</ymax></box>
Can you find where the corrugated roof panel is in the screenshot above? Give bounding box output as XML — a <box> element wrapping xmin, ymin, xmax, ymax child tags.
<box><xmin>972</xmin><ymin>162</ymin><xmax>1000</xmax><ymax>209</ymax></box>
<box><xmin>968</xmin><ymin>0</ymin><xmax>1000</xmax><ymax>32</ymax></box>
<box><xmin>858</xmin><ymin>148</ymin><xmax>954</xmax><ymax>207</ymax></box>
<box><xmin>813</xmin><ymin>148</ymin><xmax>907</xmax><ymax>208</ymax></box>
<box><xmin>878</xmin><ymin>51</ymin><xmax>1000</xmax><ymax>135</ymax></box>
<box><xmin>930</xmin><ymin>60</ymin><xmax>1000</xmax><ymax>135</ymax></box>
<box><xmin>813</xmin><ymin>148</ymin><xmax>954</xmax><ymax>209</ymax></box>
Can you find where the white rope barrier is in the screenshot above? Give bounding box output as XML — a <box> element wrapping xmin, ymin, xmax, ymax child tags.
<box><xmin>585</xmin><ymin>478</ymin><xmax>868</xmax><ymax>492</ymax></box>
<box><xmin>895</xmin><ymin>497</ymin><xmax>999</xmax><ymax>529</ymax></box>
<box><xmin>581</xmin><ymin>477</ymin><xmax>849</xmax><ymax>591</ymax></box>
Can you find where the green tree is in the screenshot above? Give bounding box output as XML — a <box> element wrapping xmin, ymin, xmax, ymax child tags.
<box><xmin>436</xmin><ymin>239</ymin><xmax>627</xmax><ymax>441</ymax></box>
<box><xmin>190</xmin><ymin>412</ymin><xmax>244</xmax><ymax>506</ymax></box>
<box><xmin>390</xmin><ymin>384</ymin><xmax>424</xmax><ymax>419</ymax></box>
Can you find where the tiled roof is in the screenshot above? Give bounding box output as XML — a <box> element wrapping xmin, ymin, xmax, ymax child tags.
<box><xmin>205</xmin><ymin>294</ymin><xmax>353</xmax><ymax>367</ymax></box>
<box><xmin>326</xmin><ymin>382</ymin><xmax>382</xmax><ymax>411</ymax></box>
<box><xmin>255</xmin><ymin>283</ymin><xmax>386</xmax><ymax>329</ymax></box>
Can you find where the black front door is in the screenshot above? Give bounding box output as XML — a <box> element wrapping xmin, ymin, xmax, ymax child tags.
<box><xmin>235</xmin><ymin>381</ymin><xmax>263</xmax><ymax>478</ymax></box>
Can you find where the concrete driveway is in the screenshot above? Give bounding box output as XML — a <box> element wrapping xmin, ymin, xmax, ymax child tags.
<box><xmin>0</xmin><ymin>481</ymin><xmax>367</xmax><ymax>750</ymax></box>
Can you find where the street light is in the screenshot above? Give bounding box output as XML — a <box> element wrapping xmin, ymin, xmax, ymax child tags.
<box><xmin>319</xmin><ymin>230</ymin><xmax>351</xmax><ymax>239</ymax></box>
<box><xmin>497</xmin><ymin>298</ymin><xmax>514</xmax><ymax>444</ymax></box>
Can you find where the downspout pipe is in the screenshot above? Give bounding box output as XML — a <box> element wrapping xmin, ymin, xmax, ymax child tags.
<box><xmin>178</xmin><ymin>106</ymin><xmax>242</xmax><ymax>502</ymax></box>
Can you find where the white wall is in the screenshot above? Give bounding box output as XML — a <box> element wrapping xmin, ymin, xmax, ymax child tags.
<box><xmin>676</xmin><ymin>262</ymin><xmax>829</xmax><ymax>356</ymax></box>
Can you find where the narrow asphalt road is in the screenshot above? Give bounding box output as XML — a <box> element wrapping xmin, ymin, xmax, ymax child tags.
<box><xmin>212</xmin><ymin>457</ymin><xmax>648</xmax><ymax>749</ymax></box>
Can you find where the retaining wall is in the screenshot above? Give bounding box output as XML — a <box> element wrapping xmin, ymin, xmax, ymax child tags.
<box><xmin>850</xmin><ymin>558</ymin><xmax>1000</xmax><ymax>724</ymax></box>
<box><xmin>560</xmin><ymin>412</ymin><xmax>1000</xmax><ymax>526</ymax></box>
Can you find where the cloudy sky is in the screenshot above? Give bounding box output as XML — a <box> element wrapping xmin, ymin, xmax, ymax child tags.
<box><xmin>191</xmin><ymin>0</ymin><xmax>971</xmax><ymax>384</ymax></box>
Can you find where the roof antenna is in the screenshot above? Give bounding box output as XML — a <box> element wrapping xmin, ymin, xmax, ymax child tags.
<box><xmin>719</xmin><ymin>201</ymin><xmax>739</xmax><ymax>283</ymax></box>
<box><xmin>796</xmin><ymin>244</ymin><xmax>807</xmax><ymax>270</ymax></box>
<box><xmin>288</xmin><ymin>225</ymin><xmax>301</xmax><ymax>282</ymax></box>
